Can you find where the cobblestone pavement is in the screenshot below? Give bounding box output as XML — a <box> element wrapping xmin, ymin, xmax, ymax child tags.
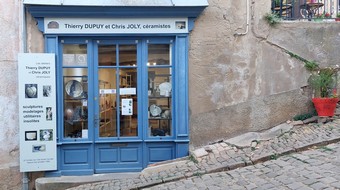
<box><xmin>144</xmin><ymin>142</ymin><xmax>340</xmax><ymax>190</ymax></box>
<box><xmin>68</xmin><ymin>120</ymin><xmax>340</xmax><ymax>190</ymax></box>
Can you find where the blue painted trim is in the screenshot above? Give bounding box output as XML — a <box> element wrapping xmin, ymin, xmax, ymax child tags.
<box><xmin>175</xmin><ymin>35</ymin><xmax>189</xmax><ymax>138</ymax></box>
<box><xmin>141</xmin><ymin>39</ymin><xmax>148</xmax><ymax>140</ymax></box>
<box><xmin>94</xmin><ymin>140</ymin><xmax>143</xmax><ymax>143</ymax></box>
<box><xmin>95</xmin><ymin>168</ymin><xmax>142</xmax><ymax>173</ymax></box>
<box><xmin>144</xmin><ymin>139</ymin><xmax>177</xmax><ymax>142</ymax></box>
<box><xmin>26</xmin><ymin>5</ymin><xmax>207</xmax><ymax>18</ymax></box>
<box><xmin>174</xmin><ymin>139</ymin><xmax>190</xmax><ymax>143</ymax></box>
<box><xmin>176</xmin><ymin>142</ymin><xmax>189</xmax><ymax>157</ymax></box>
<box><xmin>59</xmin><ymin>141</ymin><xmax>94</xmax><ymax>145</ymax></box>
<box><xmin>177</xmin><ymin>134</ymin><xmax>189</xmax><ymax>137</ymax></box>
<box><xmin>44</xmin><ymin>170</ymin><xmax>61</xmax><ymax>177</ymax></box>
<box><xmin>188</xmin><ymin>18</ymin><xmax>196</xmax><ymax>32</ymax></box>
<box><xmin>61</xmin><ymin>169</ymin><xmax>94</xmax><ymax>176</ymax></box>
<box><xmin>36</xmin><ymin>18</ymin><xmax>44</xmax><ymax>34</ymax></box>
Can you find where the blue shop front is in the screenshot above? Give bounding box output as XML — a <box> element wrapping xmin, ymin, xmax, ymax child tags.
<box><xmin>24</xmin><ymin>0</ymin><xmax>207</xmax><ymax>176</ymax></box>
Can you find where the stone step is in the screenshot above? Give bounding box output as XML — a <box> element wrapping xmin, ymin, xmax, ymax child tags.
<box><xmin>35</xmin><ymin>172</ymin><xmax>139</xmax><ymax>190</ymax></box>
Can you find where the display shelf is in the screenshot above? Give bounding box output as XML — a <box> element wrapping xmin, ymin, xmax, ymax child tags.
<box><xmin>99</xmin><ymin>80</ymin><xmax>116</xmax><ymax>137</ymax></box>
<box><xmin>149</xmin><ymin>117</ymin><xmax>172</xmax><ymax>120</ymax></box>
<box><xmin>148</xmin><ymin>95</ymin><xmax>172</xmax><ymax>99</ymax></box>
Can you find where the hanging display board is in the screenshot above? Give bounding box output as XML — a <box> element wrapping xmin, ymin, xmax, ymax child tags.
<box><xmin>18</xmin><ymin>53</ymin><xmax>57</xmax><ymax>172</ymax></box>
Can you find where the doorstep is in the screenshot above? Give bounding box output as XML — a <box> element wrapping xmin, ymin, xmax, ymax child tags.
<box><xmin>35</xmin><ymin>172</ymin><xmax>140</xmax><ymax>190</ymax></box>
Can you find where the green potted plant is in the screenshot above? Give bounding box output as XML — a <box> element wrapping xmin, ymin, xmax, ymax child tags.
<box><xmin>305</xmin><ymin>61</ymin><xmax>339</xmax><ymax>117</ymax></box>
<box><xmin>336</xmin><ymin>13</ymin><xmax>340</xmax><ymax>22</ymax></box>
<box><xmin>314</xmin><ymin>13</ymin><xmax>324</xmax><ymax>22</ymax></box>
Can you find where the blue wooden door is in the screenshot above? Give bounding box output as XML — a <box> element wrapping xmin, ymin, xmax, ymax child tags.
<box><xmin>93</xmin><ymin>39</ymin><xmax>143</xmax><ymax>173</ymax></box>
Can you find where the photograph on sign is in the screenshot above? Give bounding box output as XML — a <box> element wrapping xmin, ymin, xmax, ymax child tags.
<box><xmin>25</xmin><ymin>84</ymin><xmax>38</xmax><ymax>98</ymax></box>
<box><xmin>25</xmin><ymin>131</ymin><xmax>37</xmax><ymax>141</ymax></box>
<box><xmin>32</xmin><ymin>145</ymin><xmax>46</xmax><ymax>152</ymax></box>
<box><xmin>43</xmin><ymin>85</ymin><xmax>52</xmax><ymax>97</ymax></box>
<box><xmin>40</xmin><ymin>129</ymin><xmax>53</xmax><ymax>141</ymax></box>
<box><xmin>46</xmin><ymin>107</ymin><xmax>53</xmax><ymax>120</ymax></box>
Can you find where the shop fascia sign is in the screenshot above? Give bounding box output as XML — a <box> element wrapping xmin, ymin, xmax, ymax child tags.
<box><xmin>44</xmin><ymin>18</ymin><xmax>188</xmax><ymax>34</ymax></box>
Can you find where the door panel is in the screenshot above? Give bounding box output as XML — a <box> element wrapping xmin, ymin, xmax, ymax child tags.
<box><xmin>95</xmin><ymin>143</ymin><xmax>143</xmax><ymax>173</ymax></box>
<box><xmin>94</xmin><ymin>40</ymin><xmax>142</xmax><ymax>172</ymax></box>
<box><xmin>96</xmin><ymin>42</ymin><xmax>139</xmax><ymax>139</ymax></box>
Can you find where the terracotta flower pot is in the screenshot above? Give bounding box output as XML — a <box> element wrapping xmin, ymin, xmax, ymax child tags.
<box><xmin>312</xmin><ymin>98</ymin><xmax>339</xmax><ymax>117</ymax></box>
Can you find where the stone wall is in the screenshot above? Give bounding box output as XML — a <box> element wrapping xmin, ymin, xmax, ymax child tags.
<box><xmin>189</xmin><ymin>0</ymin><xmax>340</xmax><ymax>147</ymax></box>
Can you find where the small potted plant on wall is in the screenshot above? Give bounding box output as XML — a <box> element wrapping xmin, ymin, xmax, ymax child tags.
<box><xmin>305</xmin><ymin>61</ymin><xmax>339</xmax><ymax>117</ymax></box>
<box><xmin>336</xmin><ymin>13</ymin><xmax>340</xmax><ymax>22</ymax></box>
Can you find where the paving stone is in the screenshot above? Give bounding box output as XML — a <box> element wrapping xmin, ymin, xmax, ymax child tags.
<box><xmin>287</xmin><ymin>182</ymin><xmax>304</xmax><ymax>189</ymax></box>
<box><xmin>310</xmin><ymin>182</ymin><xmax>331</xmax><ymax>190</ymax></box>
<box><xmin>192</xmin><ymin>148</ymin><xmax>209</xmax><ymax>158</ymax></box>
<box><xmin>65</xmin><ymin>121</ymin><xmax>340</xmax><ymax>190</ymax></box>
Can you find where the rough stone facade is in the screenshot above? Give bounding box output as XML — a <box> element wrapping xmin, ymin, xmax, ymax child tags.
<box><xmin>1</xmin><ymin>0</ymin><xmax>340</xmax><ymax>189</ymax></box>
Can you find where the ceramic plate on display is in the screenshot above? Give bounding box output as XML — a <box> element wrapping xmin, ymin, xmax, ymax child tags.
<box><xmin>159</xmin><ymin>82</ymin><xmax>172</xmax><ymax>96</ymax></box>
<box><xmin>65</xmin><ymin>80</ymin><xmax>83</xmax><ymax>98</ymax></box>
<box><xmin>150</xmin><ymin>104</ymin><xmax>162</xmax><ymax>117</ymax></box>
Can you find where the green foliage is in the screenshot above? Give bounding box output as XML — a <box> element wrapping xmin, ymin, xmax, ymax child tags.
<box><xmin>270</xmin><ymin>153</ymin><xmax>278</xmax><ymax>160</ymax></box>
<box><xmin>337</xmin><ymin>13</ymin><xmax>340</xmax><ymax>18</ymax></box>
<box><xmin>264</xmin><ymin>12</ymin><xmax>281</xmax><ymax>27</ymax></box>
<box><xmin>318</xmin><ymin>146</ymin><xmax>333</xmax><ymax>152</ymax></box>
<box><xmin>293</xmin><ymin>110</ymin><xmax>317</xmax><ymax>121</ymax></box>
<box><xmin>286</xmin><ymin>51</ymin><xmax>339</xmax><ymax>98</ymax></box>
<box><xmin>274</xmin><ymin>0</ymin><xmax>280</xmax><ymax>6</ymax></box>
<box><xmin>193</xmin><ymin>172</ymin><xmax>204</xmax><ymax>177</ymax></box>
<box><xmin>308</xmin><ymin>67</ymin><xmax>337</xmax><ymax>97</ymax></box>
<box><xmin>188</xmin><ymin>154</ymin><xmax>198</xmax><ymax>164</ymax></box>
<box><xmin>304</xmin><ymin>61</ymin><xmax>319</xmax><ymax>72</ymax></box>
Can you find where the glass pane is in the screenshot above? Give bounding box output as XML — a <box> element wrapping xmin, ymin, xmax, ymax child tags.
<box><xmin>63</xmin><ymin>44</ymin><xmax>87</xmax><ymax>66</ymax></box>
<box><xmin>148</xmin><ymin>68</ymin><xmax>172</xmax><ymax>137</ymax></box>
<box><xmin>99</xmin><ymin>45</ymin><xmax>117</xmax><ymax>66</ymax></box>
<box><xmin>63</xmin><ymin>68</ymin><xmax>88</xmax><ymax>138</ymax></box>
<box><xmin>119</xmin><ymin>68</ymin><xmax>138</xmax><ymax>137</ymax></box>
<box><xmin>148</xmin><ymin>44</ymin><xmax>170</xmax><ymax>66</ymax></box>
<box><xmin>99</xmin><ymin>68</ymin><xmax>117</xmax><ymax>137</ymax></box>
<box><xmin>119</xmin><ymin>45</ymin><xmax>137</xmax><ymax>66</ymax></box>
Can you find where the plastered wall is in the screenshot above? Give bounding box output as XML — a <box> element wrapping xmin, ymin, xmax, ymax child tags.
<box><xmin>189</xmin><ymin>0</ymin><xmax>340</xmax><ymax>147</ymax></box>
<box><xmin>0</xmin><ymin>0</ymin><xmax>22</xmax><ymax>189</ymax></box>
<box><xmin>1</xmin><ymin>0</ymin><xmax>340</xmax><ymax>188</ymax></box>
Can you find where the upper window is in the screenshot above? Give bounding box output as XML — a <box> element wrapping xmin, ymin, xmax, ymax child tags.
<box><xmin>271</xmin><ymin>0</ymin><xmax>339</xmax><ymax>21</ymax></box>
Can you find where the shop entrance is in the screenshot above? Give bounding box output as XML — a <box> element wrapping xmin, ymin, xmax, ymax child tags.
<box><xmin>59</xmin><ymin>37</ymin><xmax>175</xmax><ymax>174</ymax></box>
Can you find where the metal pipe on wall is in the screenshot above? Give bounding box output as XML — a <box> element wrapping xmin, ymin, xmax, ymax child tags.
<box><xmin>234</xmin><ymin>0</ymin><xmax>250</xmax><ymax>36</ymax></box>
<box><xmin>21</xmin><ymin>0</ymin><xmax>29</xmax><ymax>189</ymax></box>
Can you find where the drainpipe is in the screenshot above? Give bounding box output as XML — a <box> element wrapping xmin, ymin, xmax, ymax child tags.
<box><xmin>21</xmin><ymin>1</ymin><xmax>29</xmax><ymax>189</ymax></box>
<box><xmin>234</xmin><ymin>0</ymin><xmax>250</xmax><ymax>36</ymax></box>
<box><xmin>22</xmin><ymin>173</ymin><xmax>29</xmax><ymax>190</ymax></box>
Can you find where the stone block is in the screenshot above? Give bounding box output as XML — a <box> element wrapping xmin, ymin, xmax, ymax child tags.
<box><xmin>192</xmin><ymin>148</ymin><xmax>209</xmax><ymax>158</ymax></box>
